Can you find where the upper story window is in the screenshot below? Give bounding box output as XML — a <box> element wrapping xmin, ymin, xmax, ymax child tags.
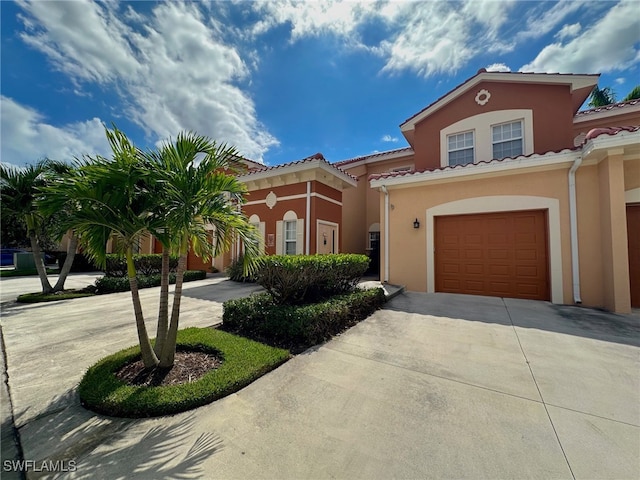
<box><xmin>440</xmin><ymin>110</ymin><xmax>533</xmax><ymax>168</ymax></box>
<box><xmin>492</xmin><ymin>121</ymin><xmax>523</xmax><ymax>159</ymax></box>
<box><xmin>447</xmin><ymin>131</ymin><xmax>474</xmax><ymax>166</ymax></box>
<box><xmin>284</xmin><ymin>220</ymin><xmax>297</xmax><ymax>255</ymax></box>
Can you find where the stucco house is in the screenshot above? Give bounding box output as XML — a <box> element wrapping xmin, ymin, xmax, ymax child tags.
<box><xmin>336</xmin><ymin>69</ymin><xmax>639</xmax><ymax>314</ymax></box>
<box><xmin>128</xmin><ymin>69</ymin><xmax>639</xmax><ymax>314</ymax></box>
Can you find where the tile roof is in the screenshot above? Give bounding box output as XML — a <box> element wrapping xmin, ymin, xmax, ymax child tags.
<box><xmin>334</xmin><ymin>147</ymin><xmax>414</xmax><ymax>167</ymax></box>
<box><xmin>368</xmin><ymin>147</ymin><xmax>580</xmax><ymax>182</ymax></box>
<box><xmin>241</xmin><ymin>152</ymin><xmax>358</xmax><ymax>182</ymax></box>
<box><xmin>369</xmin><ymin>125</ymin><xmax>639</xmax><ymax>183</ymax></box>
<box><xmin>575</xmin><ymin>99</ymin><xmax>640</xmax><ymax>117</ymax></box>
<box><xmin>584</xmin><ymin>125</ymin><xmax>640</xmax><ymax>140</ymax></box>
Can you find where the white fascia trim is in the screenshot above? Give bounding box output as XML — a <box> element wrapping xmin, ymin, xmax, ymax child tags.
<box><xmin>401</xmin><ymin>73</ymin><xmax>598</xmax><ymax>132</ymax></box>
<box><xmin>238</xmin><ymin>159</ymin><xmax>357</xmax><ymax>187</ymax></box>
<box><xmin>574</xmin><ymin>104</ymin><xmax>640</xmax><ymax>124</ymax></box>
<box><xmin>244</xmin><ymin>192</ymin><xmax>342</xmax><ymax>207</ymax></box>
<box><xmin>425</xmin><ymin>196</ymin><xmax>563</xmax><ymax>304</ymax></box>
<box><xmin>582</xmin><ymin>129</ymin><xmax>640</xmax><ymax>158</ymax></box>
<box><xmin>371</xmin><ymin>150</ymin><xmax>579</xmax><ymax>189</ymax></box>
<box><xmin>337</xmin><ymin>149</ymin><xmax>415</xmax><ymax>171</ymax></box>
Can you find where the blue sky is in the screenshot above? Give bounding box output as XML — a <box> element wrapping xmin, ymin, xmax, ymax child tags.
<box><xmin>1</xmin><ymin>0</ymin><xmax>639</xmax><ymax>168</ymax></box>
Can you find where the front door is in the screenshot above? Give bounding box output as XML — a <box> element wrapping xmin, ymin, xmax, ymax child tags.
<box><xmin>317</xmin><ymin>222</ymin><xmax>338</xmax><ymax>254</ymax></box>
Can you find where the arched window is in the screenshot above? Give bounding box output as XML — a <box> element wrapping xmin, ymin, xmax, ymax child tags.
<box><xmin>248</xmin><ymin>214</ymin><xmax>266</xmax><ymax>253</ymax></box>
<box><xmin>276</xmin><ymin>210</ymin><xmax>304</xmax><ymax>255</ymax></box>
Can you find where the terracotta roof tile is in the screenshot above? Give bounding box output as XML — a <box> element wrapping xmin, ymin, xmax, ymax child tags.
<box><xmin>575</xmin><ymin>99</ymin><xmax>640</xmax><ymax>117</ymax></box>
<box><xmin>334</xmin><ymin>147</ymin><xmax>414</xmax><ymax>167</ymax></box>
<box><xmin>368</xmin><ymin>147</ymin><xmax>580</xmax><ymax>182</ymax></box>
<box><xmin>241</xmin><ymin>152</ymin><xmax>357</xmax><ymax>182</ymax></box>
<box><xmin>584</xmin><ymin>125</ymin><xmax>640</xmax><ymax>140</ymax></box>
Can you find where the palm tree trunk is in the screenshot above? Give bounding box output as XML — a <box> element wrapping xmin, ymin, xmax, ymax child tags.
<box><xmin>158</xmin><ymin>252</ymin><xmax>187</xmax><ymax>367</ymax></box>
<box><xmin>52</xmin><ymin>233</ymin><xmax>78</xmax><ymax>292</ymax></box>
<box><xmin>153</xmin><ymin>245</ymin><xmax>170</xmax><ymax>356</ymax></box>
<box><xmin>26</xmin><ymin>215</ymin><xmax>53</xmax><ymax>294</ymax></box>
<box><xmin>126</xmin><ymin>247</ymin><xmax>159</xmax><ymax>368</ymax></box>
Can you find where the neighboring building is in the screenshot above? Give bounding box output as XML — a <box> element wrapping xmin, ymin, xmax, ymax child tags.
<box><xmin>109</xmin><ymin>69</ymin><xmax>640</xmax><ymax>314</ymax></box>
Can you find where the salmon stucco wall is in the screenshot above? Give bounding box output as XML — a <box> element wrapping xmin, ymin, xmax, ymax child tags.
<box><xmin>411</xmin><ymin>83</ymin><xmax>575</xmax><ymax>171</ymax></box>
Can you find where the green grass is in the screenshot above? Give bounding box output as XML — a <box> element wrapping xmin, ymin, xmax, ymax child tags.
<box><xmin>78</xmin><ymin>327</ymin><xmax>290</xmax><ymax>418</ymax></box>
<box><xmin>0</xmin><ymin>268</ymin><xmax>59</xmax><ymax>278</ymax></box>
<box><xmin>17</xmin><ymin>291</ymin><xmax>96</xmax><ymax>303</ymax></box>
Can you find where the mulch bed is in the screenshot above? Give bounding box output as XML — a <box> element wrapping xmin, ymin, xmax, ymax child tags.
<box><xmin>115</xmin><ymin>351</ymin><xmax>223</xmax><ymax>387</ymax></box>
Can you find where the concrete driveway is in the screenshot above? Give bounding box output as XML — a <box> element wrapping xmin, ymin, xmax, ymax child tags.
<box><xmin>1</xmin><ymin>275</ymin><xmax>638</xmax><ymax>479</ymax></box>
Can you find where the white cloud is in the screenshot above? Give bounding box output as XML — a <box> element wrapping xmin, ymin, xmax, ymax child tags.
<box><xmin>555</xmin><ymin>22</ymin><xmax>581</xmax><ymax>41</ymax></box>
<box><xmin>485</xmin><ymin>63</ymin><xmax>511</xmax><ymax>72</ymax></box>
<box><xmin>1</xmin><ymin>96</ymin><xmax>110</xmax><ymax>166</ymax></box>
<box><xmin>615</xmin><ymin>77</ymin><xmax>626</xmax><ymax>85</ymax></box>
<box><xmin>516</xmin><ymin>1</ymin><xmax>588</xmax><ymax>42</ymax></box>
<box><xmin>248</xmin><ymin>0</ymin><xmax>517</xmax><ymax>78</ymax></box>
<box><xmin>381</xmin><ymin>134</ymin><xmax>398</xmax><ymax>143</ymax></box>
<box><xmin>16</xmin><ymin>1</ymin><xmax>277</xmax><ymax>162</ymax></box>
<box><xmin>520</xmin><ymin>1</ymin><xmax>640</xmax><ymax>74</ymax></box>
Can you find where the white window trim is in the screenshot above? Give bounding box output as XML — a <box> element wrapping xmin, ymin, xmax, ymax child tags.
<box><xmin>284</xmin><ymin>220</ymin><xmax>297</xmax><ymax>255</ymax></box>
<box><xmin>248</xmin><ymin>214</ymin><xmax>266</xmax><ymax>254</ymax></box>
<box><xmin>492</xmin><ymin>120</ymin><xmax>524</xmax><ymax>159</ymax></box>
<box><xmin>440</xmin><ymin>109</ymin><xmax>534</xmax><ymax>168</ymax></box>
<box><xmin>446</xmin><ymin>130</ymin><xmax>475</xmax><ymax>166</ymax></box>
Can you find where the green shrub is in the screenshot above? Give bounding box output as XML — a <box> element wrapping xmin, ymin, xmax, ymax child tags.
<box><xmin>255</xmin><ymin>254</ymin><xmax>370</xmax><ymax>305</ymax></box>
<box><xmin>78</xmin><ymin>327</ymin><xmax>289</xmax><ymax>418</ymax></box>
<box><xmin>226</xmin><ymin>254</ymin><xmax>257</xmax><ymax>283</ymax></box>
<box><xmin>222</xmin><ymin>287</ymin><xmax>385</xmax><ymax>352</ymax></box>
<box><xmin>95</xmin><ymin>270</ymin><xmax>207</xmax><ymax>293</ymax></box>
<box><xmin>57</xmin><ymin>252</ymin><xmax>99</xmax><ymax>272</ymax></box>
<box><xmin>104</xmin><ymin>254</ymin><xmax>180</xmax><ymax>277</ymax></box>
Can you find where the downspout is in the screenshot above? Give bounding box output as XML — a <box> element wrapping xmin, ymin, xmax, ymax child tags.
<box><xmin>568</xmin><ymin>155</ymin><xmax>583</xmax><ymax>304</ymax></box>
<box><xmin>381</xmin><ymin>185</ymin><xmax>390</xmax><ymax>283</ymax></box>
<box><xmin>306</xmin><ymin>181</ymin><xmax>311</xmax><ymax>254</ymax></box>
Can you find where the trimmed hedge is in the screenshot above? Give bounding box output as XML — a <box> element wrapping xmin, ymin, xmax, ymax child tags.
<box><xmin>95</xmin><ymin>270</ymin><xmax>206</xmax><ymax>294</ymax></box>
<box><xmin>222</xmin><ymin>287</ymin><xmax>386</xmax><ymax>352</ymax></box>
<box><xmin>57</xmin><ymin>252</ymin><xmax>99</xmax><ymax>272</ymax></box>
<box><xmin>104</xmin><ymin>254</ymin><xmax>180</xmax><ymax>277</ymax></box>
<box><xmin>255</xmin><ymin>254</ymin><xmax>370</xmax><ymax>305</ymax></box>
<box><xmin>78</xmin><ymin>327</ymin><xmax>290</xmax><ymax>418</ymax></box>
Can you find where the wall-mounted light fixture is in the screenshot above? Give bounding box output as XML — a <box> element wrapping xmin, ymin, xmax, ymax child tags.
<box><xmin>413</xmin><ymin>218</ymin><xmax>420</xmax><ymax>229</ymax></box>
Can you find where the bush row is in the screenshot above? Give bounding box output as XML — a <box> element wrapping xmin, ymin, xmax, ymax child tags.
<box><xmin>253</xmin><ymin>254</ymin><xmax>370</xmax><ymax>305</ymax></box>
<box><xmin>57</xmin><ymin>252</ymin><xmax>98</xmax><ymax>272</ymax></box>
<box><xmin>222</xmin><ymin>287</ymin><xmax>385</xmax><ymax>352</ymax></box>
<box><xmin>95</xmin><ymin>270</ymin><xmax>206</xmax><ymax>294</ymax></box>
<box><xmin>103</xmin><ymin>254</ymin><xmax>180</xmax><ymax>277</ymax></box>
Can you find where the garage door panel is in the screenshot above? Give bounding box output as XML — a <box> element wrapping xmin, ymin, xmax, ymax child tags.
<box><xmin>435</xmin><ymin>210</ymin><xmax>549</xmax><ymax>301</ymax></box>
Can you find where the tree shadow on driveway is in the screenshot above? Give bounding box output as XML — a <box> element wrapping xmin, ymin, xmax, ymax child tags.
<box><xmin>385</xmin><ymin>291</ymin><xmax>640</xmax><ymax>348</ymax></box>
<box><xmin>15</xmin><ymin>390</ymin><xmax>223</xmax><ymax>479</ymax></box>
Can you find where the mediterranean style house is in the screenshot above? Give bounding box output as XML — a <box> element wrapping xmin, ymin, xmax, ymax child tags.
<box><xmin>136</xmin><ymin>69</ymin><xmax>640</xmax><ymax>314</ymax></box>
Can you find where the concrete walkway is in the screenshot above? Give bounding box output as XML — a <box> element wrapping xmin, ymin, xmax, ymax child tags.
<box><xmin>0</xmin><ymin>274</ymin><xmax>638</xmax><ymax>479</ymax></box>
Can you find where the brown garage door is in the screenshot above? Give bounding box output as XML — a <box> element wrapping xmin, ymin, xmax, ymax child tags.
<box><xmin>435</xmin><ymin>210</ymin><xmax>549</xmax><ymax>301</ymax></box>
<box><xmin>627</xmin><ymin>205</ymin><xmax>640</xmax><ymax>308</ymax></box>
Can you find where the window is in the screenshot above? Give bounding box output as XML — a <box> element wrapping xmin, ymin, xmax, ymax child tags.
<box><xmin>492</xmin><ymin>120</ymin><xmax>523</xmax><ymax>159</ymax></box>
<box><xmin>448</xmin><ymin>131</ymin><xmax>474</xmax><ymax>166</ymax></box>
<box><xmin>284</xmin><ymin>220</ymin><xmax>297</xmax><ymax>255</ymax></box>
<box><xmin>368</xmin><ymin>231</ymin><xmax>380</xmax><ymax>250</ymax></box>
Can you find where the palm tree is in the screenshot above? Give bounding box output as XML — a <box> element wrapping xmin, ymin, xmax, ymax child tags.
<box><xmin>39</xmin><ymin>128</ymin><xmax>165</xmax><ymax>367</ymax></box>
<box><xmin>623</xmin><ymin>85</ymin><xmax>640</xmax><ymax>101</ymax></box>
<box><xmin>143</xmin><ymin>132</ymin><xmax>260</xmax><ymax>367</ymax></box>
<box><xmin>0</xmin><ymin>160</ymin><xmax>78</xmax><ymax>293</ymax></box>
<box><xmin>588</xmin><ymin>86</ymin><xmax>617</xmax><ymax>107</ymax></box>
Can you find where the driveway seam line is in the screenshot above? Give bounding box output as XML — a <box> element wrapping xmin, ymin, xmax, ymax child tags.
<box><xmin>502</xmin><ymin>298</ymin><xmax>576</xmax><ymax>480</ymax></box>
<box><xmin>324</xmin><ymin>342</ymin><xmax>545</xmax><ymax>405</ymax></box>
<box><xmin>0</xmin><ymin>324</ymin><xmax>25</xmax><ymax>479</ymax></box>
